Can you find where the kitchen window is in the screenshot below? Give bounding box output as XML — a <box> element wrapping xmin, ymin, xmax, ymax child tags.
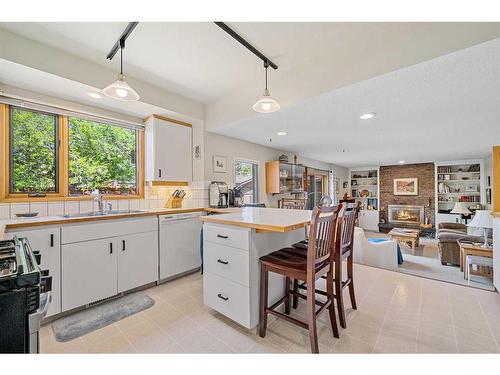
<box><xmin>68</xmin><ymin>117</ymin><xmax>138</xmax><ymax>196</ymax></box>
<box><xmin>0</xmin><ymin>102</ymin><xmax>144</xmax><ymax>201</ymax></box>
<box><xmin>9</xmin><ymin>107</ymin><xmax>59</xmax><ymax>194</ymax></box>
<box><xmin>234</xmin><ymin>159</ymin><xmax>259</xmax><ymax>204</ymax></box>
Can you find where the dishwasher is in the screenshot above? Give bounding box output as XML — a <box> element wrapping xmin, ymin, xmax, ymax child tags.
<box><xmin>159</xmin><ymin>212</ymin><xmax>203</xmax><ymax>280</ymax></box>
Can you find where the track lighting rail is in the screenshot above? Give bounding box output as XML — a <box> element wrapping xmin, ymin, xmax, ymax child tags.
<box><xmin>214</xmin><ymin>22</ymin><xmax>278</xmax><ymax>70</ymax></box>
<box><xmin>106</xmin><ymin>22</ymin><xmax>139</xmax><ymax>60</ymax></box>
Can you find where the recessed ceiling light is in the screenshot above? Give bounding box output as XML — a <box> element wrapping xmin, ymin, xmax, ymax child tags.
<box><xmin>276</xmin><ymin>131</ymin><xmax>287</xmax><ymax>136</ymax></box>
<box><xmin>360</xmin><ymin>112</ymin><xmax>376</xmax><ymax>120</ymax></box>
<box><xmin>88</xmin><ymin>92</ymin><xmax>102</xmax><ymax>99</ymax></box>
<box><xmin>398</xmin><ymin>160</ymin><xmax>406</xmax><ymax>164</ymax></box>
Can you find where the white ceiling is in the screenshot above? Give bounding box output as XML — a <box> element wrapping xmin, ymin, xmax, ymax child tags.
<box><xmin>0</xmin><ymin>58</ymin><xmax>184</xmax><ymax>121</ymax></box>
<box><xmin>214</xmin><ymin>37</ymin><xmax>500</xmax><ymax>167</ymax></box>
<box><xmin>0</xmin><ymin>22</ymin><xmax>499</xmax><ymax>168</ymax></box>
<box><xmin>1</xmin><ymin>22</ymin><xmax>500</xmax><ymax>108</ymax></box>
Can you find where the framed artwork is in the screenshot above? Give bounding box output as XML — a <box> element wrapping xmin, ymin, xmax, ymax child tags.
<box><xmin>393</xmin><ymin>178</ymin><xmax>418</xmax><ymax>195</ymax></box>
<box><xmin>213</xmin><ymin>155</ymin><xmax>227</xmax><ymax>173</ymax></box>
<box><xmin>465</xmin><ymin>184</ymin><xmax>477</xmax><ymax>192</ymax></box>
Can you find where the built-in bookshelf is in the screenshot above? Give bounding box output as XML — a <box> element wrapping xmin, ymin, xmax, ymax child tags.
<box><xmin>350</xmin><ymin>168</ymin><xmax>379</xmax><ymax>210</ymax></box>
<box><xmin>436</xmin><ymin>162</ymin><xmax>483</xmax><ymax>214</ymax></box>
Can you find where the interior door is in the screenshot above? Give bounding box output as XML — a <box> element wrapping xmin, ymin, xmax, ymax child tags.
<box><xmin>307</xmin><ymin>173</ymin><xmax>329</xmax><ymax>209</ymax></box>
<box><xmin>118</xmin><ymin>231</ymin><xmax>159</xmax><ymax>293</ymax></box>
<box><xmin>62</xmin><ymin>238</ymin><xmax>118</xmax><ymax>311</ymax></box>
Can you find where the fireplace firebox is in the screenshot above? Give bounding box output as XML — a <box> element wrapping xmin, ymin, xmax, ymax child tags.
<box><xmin>388</xmin><ymin>205</ymin><xmax>424</xmax><ymax>225</ymax></box>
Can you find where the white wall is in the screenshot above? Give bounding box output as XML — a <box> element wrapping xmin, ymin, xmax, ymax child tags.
<box><xmin>203</xmin><ymin>131</ymin><xmax>346</xmax><ymax>207</ymax></box>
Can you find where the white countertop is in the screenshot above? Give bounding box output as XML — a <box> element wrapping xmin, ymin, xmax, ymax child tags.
<box><xmin>200</xmin><ymin>207</ymin><xmax>312</xmax><ymax>232</ymax></box>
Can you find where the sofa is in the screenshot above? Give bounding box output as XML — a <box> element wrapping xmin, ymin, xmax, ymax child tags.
<box><xmin>436</xmin><ymin>223</ymin><xmax>490</xmax><ymax>266</ymax></box>
<box><xmin>353</xmin><ymin>227</ymin><xmax>399</xmax><ymax>270</ymax></box>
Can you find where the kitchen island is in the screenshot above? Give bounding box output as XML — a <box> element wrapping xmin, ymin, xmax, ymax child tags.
<box><xmin>200</xmin><ymin>207</ymin><xmax>311</xmax><ymax>329</ymax></box>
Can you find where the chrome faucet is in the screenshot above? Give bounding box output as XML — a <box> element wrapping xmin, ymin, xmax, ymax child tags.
<box><xmin>94</xmin><ymin>192</ymin><xmax>105</xmax><ymax>213</ymax></box>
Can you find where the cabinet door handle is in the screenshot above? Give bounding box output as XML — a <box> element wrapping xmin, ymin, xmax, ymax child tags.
<box><xmin>158</xmin><ymin>169</ymin><xmax>162</xmax><ymax>178</ymax></box>
<box><xmin>50</xmin><ymin>234</ymin><xmax>54</xmax><ymax>247</ymax></box>
<box><xmin>217</xmin><ymin>259</ymin><xmax>229</xmax><ymax>265</ymax></box>
<box><xmin>217</xmin><ymin>234</ymin><xmax>229</xmax><ymax>239</ymax></box>
<box><xmin>217</xmin><ymin>293</ymin><xmax>229</xmax><ymax>301</ymax></box>
<box><xmin>122</xmin><ymin>240</ymin><xmax>126</xmax><ymax>251</ymax></box>
<box><xmin>109</xmin><ymin>243</ymin><xmax>113</xmax><ymax>254</ymax></box>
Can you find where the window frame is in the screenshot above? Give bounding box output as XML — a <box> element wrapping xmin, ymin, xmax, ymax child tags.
<box><xmin>8</xmin><ymin>106</ymin><xmax>60</xmax><ymax>195</ymax></box>
<box><xmin>234</xmin><ymin>157</ymin><xmax>259</xmax><ymax>204</ymax></box>
<box><xmin>0</xmin><ymin>103</ymin><xmax>145</xmax><ymax>202</ymax></box>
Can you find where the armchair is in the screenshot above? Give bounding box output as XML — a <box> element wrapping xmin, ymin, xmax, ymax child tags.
<box><xmin>353</xmin><ymin>227</ymin><xmax>399</xmax><ymax>270</ymax></box>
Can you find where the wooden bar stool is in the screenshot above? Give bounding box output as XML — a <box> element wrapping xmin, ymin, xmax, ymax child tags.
<box><xmin>258</xmin><ymin>204</ymin><xmax>343</xmax><ymax>353</ymax></box>
<box><xmin>289</xmin><ymin>202</ymin><xmax>361</xmax><ymax>329</ymax></box>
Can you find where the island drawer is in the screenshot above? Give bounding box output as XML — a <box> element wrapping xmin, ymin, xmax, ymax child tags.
<box><xmin>203</xmin><ymin>224</ymin><xmax>249</xmax><ymax>251</ymax></box>
<box><xmin>204</xmin><ymin>272</ymin><xmax>250</xmax><ymax>328</ymax></box>
<box><xmin>204</xmin><ymin>242</ymin><xmax>249</xmax><ymax>287</ymax></box>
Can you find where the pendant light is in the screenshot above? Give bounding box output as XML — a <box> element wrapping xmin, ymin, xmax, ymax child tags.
<box><xmin>103</xmin><ymin>39</ymin><xmax>140</xmax><ymax>101</ymax></box>
<box><xmin>253</xmin><ymin>61</ymin><xmax>280</xmax><ymax>113</ymax></box>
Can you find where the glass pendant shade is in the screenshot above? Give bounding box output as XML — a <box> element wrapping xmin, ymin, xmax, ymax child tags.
<box><xmin>253</xmin><ymin>89</ymin><xmax>280</xmax><ymax>113</ymax></box>
<box><xmin>103</xmin><ymin>73</ymin><xmax>140</xmax><ymax>101</ymax></box>
<box><xmin>253</xmin><ymin>63</ymin><xmax>280</xmax><ymax>113</ymax></box>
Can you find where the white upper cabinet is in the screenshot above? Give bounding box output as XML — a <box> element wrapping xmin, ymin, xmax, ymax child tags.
<box><xmin>145</xmin><ymin>115</ymin><xmax>193</xmax><ymax>182</ymax></box>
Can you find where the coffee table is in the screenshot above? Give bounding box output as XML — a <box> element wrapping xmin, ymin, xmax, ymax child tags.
<box><xmin>388</xmin><ymin>228</ymin><xmax>421</xmax><ymax>255</ymax></box>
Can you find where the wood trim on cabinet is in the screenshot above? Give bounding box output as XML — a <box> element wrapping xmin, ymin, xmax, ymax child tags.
<box><xmin>151</xmin><ymin>181</ymin><xmax>189</xmax><ymax>187</ymax></box>
<box><xmin>143</xmin><ymin>114</ymin><xmax>192</xmax><ymax>128</ymax></box>
<box><xmin>493</xmin><ymin>145</ymin><xmax>500</xmax><ymax>213</ymax></box>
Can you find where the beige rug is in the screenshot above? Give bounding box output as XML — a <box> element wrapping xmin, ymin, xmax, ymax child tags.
<box><xmin>365</xmin><ymin>231</ymin><xmax>495</xmax><ymax>291</ymax></box>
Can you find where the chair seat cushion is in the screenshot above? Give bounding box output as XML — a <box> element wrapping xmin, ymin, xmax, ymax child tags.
<box><xmin>260</xmin><ymin>248</ymin><xmax>328</xmax><ymax>272</ymax></box>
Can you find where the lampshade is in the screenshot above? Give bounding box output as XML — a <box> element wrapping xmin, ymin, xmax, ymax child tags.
<box><xmin>252</xmin><ymin>89</ymin><xmax>280</xmax><ymax>113</ymax></box>
<box><xmin>103</xmin><ymin>73</ymin><xmax>140</xmax><ymax>101</ymax></box>
<box><xmin>468</xmin><ymin>210</ymin><xmax>493</xmax><ymax>229</ymax></box>
<box><xmin>450</xmin><ymin>202</ymin><xmax>471</xmax><ymax>215</ymax></box>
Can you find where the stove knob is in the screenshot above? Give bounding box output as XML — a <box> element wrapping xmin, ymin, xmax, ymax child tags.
<box><xmin>33</xmin><ymin>251</ymin><xmax>41</xmax><ymax>265</ymax></box>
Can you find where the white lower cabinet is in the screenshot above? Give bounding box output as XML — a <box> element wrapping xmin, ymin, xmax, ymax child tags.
<box><xmin>62</xmin><ymin>238</ymin><xmax>118</xmax><ymax>311</ymax></box>
<box><xmin>61</xmin><ymin>217</ymin><xmax>159</xmax><ymax>312</ymax></box>
<box><xmin>118</xmin><ymin>231</ymin><xmax>158</xmax><ymax>293</ymax></box>
<box><xmin>5</xmin><ymin>226</ymin><xmax>61</xmax><ymax>317</ymax></box>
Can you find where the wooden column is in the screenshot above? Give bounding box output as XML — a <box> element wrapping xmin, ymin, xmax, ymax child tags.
<box><xmin>493</xmin><ymin>146</ymin><xmax>500</xmax><ymax>212</ymax></box>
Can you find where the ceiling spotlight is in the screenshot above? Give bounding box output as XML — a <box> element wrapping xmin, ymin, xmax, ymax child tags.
<box><xmin>360</xmin><ymin>112</ymin><xmax>376</xmax><ymax>120</ymax></box>
<box><xmin>276</xmin><ymin>131</ymin><xmax>287</xmax><ymax>136</ymax></box>
<box><xmin>103</xmin><ymin>39</ymin><xmax>140</xmax><ymax>101</ymax></box>
<box><xmin>253</xmin><ymin>61</ymin><xmax>280</xmax><ymax>114</ymax></box>
<box><xmin>88</xmin><ymin>92</ymin><xmax>102</xmax><ymax>99</ymax></box>
<box><xmin>398</xmin><ymin>160</ymin><xmax>406</xmax><ymax>164</ymax></box>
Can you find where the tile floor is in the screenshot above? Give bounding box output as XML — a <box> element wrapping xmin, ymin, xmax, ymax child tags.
<box><xmin>40</xmin><ymin>263</ymin><xmax>500</xmax><ymax>354</ymax></box>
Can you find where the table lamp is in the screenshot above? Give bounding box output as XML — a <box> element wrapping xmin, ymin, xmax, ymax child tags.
<box><xmin>450</xmin><ymin>202</ymin><xmax>472</xmax><ymax>223</ymax></box>
<box><xmin>468</xmin><ymin>210</ymin><xmax>492</xmax><ymax>248</ymax></box>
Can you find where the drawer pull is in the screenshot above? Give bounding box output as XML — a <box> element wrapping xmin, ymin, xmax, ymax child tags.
<box><xmin>217</xmin><ymin>293</ymin><xmax>229</xmax><ymax>301</ymax></box>
<box><xmin>109</xmin><ymin>242</ymin><xmax>113</xmax><ymax>254</ymax></box>
<box><xmin>217</xmin><ymin>234</ymin><xmax>229</xmax><ymax>239</ymax></box>
<box><xmin>217</xmin><ymin>259</ymin><xmax>229</xmax><ymax>265</ymax></box>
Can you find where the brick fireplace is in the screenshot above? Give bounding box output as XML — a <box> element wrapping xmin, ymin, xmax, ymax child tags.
<box><xmin>379</xmin><ymin>163</ymin><xmax>435</xmax><ymax>226</ymax></box>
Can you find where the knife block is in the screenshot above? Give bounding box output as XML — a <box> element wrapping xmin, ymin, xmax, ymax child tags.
<box><xmin>165</xmin><ymin>196</ymin><xmax>183</xmax><ymax>208</ymax></box>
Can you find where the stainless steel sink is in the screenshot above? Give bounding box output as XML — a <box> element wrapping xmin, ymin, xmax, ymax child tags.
<box><xmin>62</xmin><ymin>210</ymin><xmax>145</xmax><ymax>218</ymax></box>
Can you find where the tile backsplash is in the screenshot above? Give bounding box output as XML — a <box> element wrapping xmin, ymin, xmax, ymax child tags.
<box><xmin>0</xmin><ymin>181</ymin><xmax>210</xmax><ymax>219</ymax></box>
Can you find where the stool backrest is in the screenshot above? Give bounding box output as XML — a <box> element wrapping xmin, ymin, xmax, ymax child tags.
<box><xmin>307</xmin><ymin>204</ymin><xmax>344</xmax><ymax>268</ymax></box>
<box><xmin>339</xmin><ymin>201</ymin><xmax>361</xmax><ymax>256</ymax></box>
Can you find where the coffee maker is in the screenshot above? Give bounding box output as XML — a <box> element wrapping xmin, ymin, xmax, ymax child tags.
<box><xmin>209</xmin><ymin>181</ymin><xmax>228</xmax><ymax>208</ymax></box>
